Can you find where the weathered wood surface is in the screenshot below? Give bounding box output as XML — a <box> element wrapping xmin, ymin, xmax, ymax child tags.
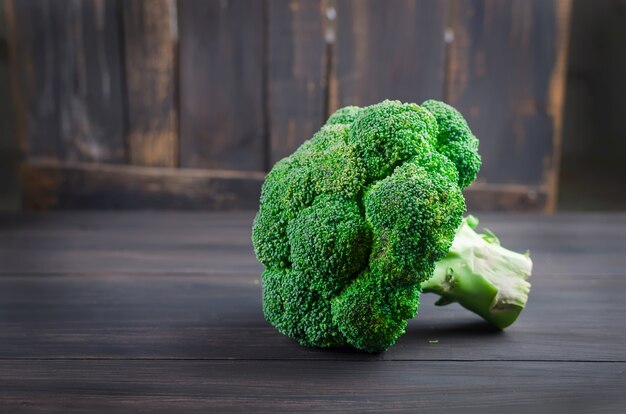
<box><xmin>5</xmin><ymin>0</ymin><xmax>126</xmax><ymax>163</ymax></box>
<box><xmin>178</xmin><ymin>0</ymin><xmax>265</xmax><ymax>171</ymax></box>
<box><xmin>0</xmin><ymin>212</ymin><xmax>625</xmax><ymax>412</ymax></box>
<box><xmin>21</xmin><ymin>160</ymin><xmax>548</xmax><ymax>211</ymax></box>
<box><xmin>122</xmin><ymin>0</ymin><xmax>178</xmax><ymax>168</ymax></box>
<box><xmin>0</xmin><ymin>0</ymin><xmax>19</xmax><ymax>211</ymax></box>
<box><xmin>447</xmin><ymin>0</ymin><xmax>572</xmax><ymax>211</ymax></box>
<box><xmin>331</xmin><ymin>0</ymin><xmax>448</xmax><ymax>111</ymax></box>
<box><xmin>0</xmin><ymin>361</ymin><xmax>623</xmax><ymax>413</ymax></box>
<box><xmin>21</xmin><ymin>160</ymin><xmax>263</xmax><ymax>211</ymax></box>
<box><xmin>2</xmin><ymin>0</ymin><xmax>573</xmax><ymax>212</ymax></box>
<box><xmin>268</xmin><ymin>0</ymin><xmax>327</xmax><ymax>164</ymax></box>
<box><xmin>464</xmin><ymin>182</ymin><xmax>547</xmax><ymax>211</ymax></box>
<box><xmin>3</xmin><ymin>210</ymin><xmax>626</xmax><ymax>277</ymax></box>
<box><xmin>0</xmin><ymin>272</ymin><xmax>624</xmax><ymax>362</ymax></box>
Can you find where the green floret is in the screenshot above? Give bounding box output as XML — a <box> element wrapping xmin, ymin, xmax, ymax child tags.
<box><xmin>252</xmin><ymin>124</ymin><xmax>363</xmax><ymax>269</ymax></box>
<box><xmin>252</xmin><ymin>156</ymin><xmax>312</xmax><ymax>268</ymax></box>
<box><xmin>263</xmin><ymin>268</ymin><xmax>343</xmax><ymax>347</ymax></box>
<box><xmin>330</xmin><ymin>152</ymin><xmax>465</xmax><ymax>350</ymax></box>
<box><xmin>253</xmin><ymin>98</ymin><xmax>527</xmax><ymax>353</ymax></box>
<box><xmin>298</xmin><ymin>125</ymin><xmax>366</xmax><ymax>198</ymax></box>
<box><xmin>331</xmin><ymin>273</ymin><xmax>421</xmax><ymax>352</ymax></box>
<box><xmin>364</xmin><ymin>153</ymin><xmax>464</xmax><ymax>285</ymax></box>
<box><xmin>422</xmin><ymin>100</ymin><xmax>481</xmax><ymax>188</ymax></box>
<box><xmin>288</xmin><ymin>194</ymin><xmax>370</xmax><ymax>297</ymax></box>
<box><xmin>421</xmin><ymin>216</ymin><xmax>532</xmax><ymax>329</ymax></box>
<box><xmin>348</xmin><ymin>100</ymin><xmax>438</xmax><ymax>182</ymax></box>
<box><xmin>326</xmin><ymin>106</ymin><xmax>362</xmax><ymax>126</ymax></box>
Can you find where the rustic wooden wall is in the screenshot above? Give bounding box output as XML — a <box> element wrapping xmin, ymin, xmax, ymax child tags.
<box><xmin>558</xmin><ymin>0</ymin><xmax>626</xmax><ymax>210</ymax></box>
<box><xmin>7</xmin><ymin>0</ymin><xmax>127</xmax><ymax>163</ymax></box>
<box><xmin>2</xmin><ymin>0</ymin><xmax>572</xmax><ymax>211</ymax></box>
<box><xmin>0</xmin><ymin>0</ymin><xmax>19</xmax><ymax>211</ymax></box>
<box><xmin>123</xmin><ymin>0</ymin><xmax>178</xmax><ymax>168</ymax></box>
<box><xmin>447</xmin><ymin>0</ymin><xmax>571</xmax><ymax>211</ymax></box>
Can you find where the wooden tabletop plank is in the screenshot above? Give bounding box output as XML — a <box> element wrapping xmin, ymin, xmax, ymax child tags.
<box><xmin>1</xmin><ymin>212</ymin><xmax>625</xmax><ymax>276</ymax></box>
<box><xmin>0</xmin><ymin>360</ymin><xmax>624</xmax><ymax>413</ymax></box>
<box><xmin>0</xmin><ymin>272</ymin><xmax>623</xmax><ymax>362</ymax></box>
<box><xmin>1</xmin><ymin>212</ymin><xmax>625</xmax><ymax>412</ymax></box>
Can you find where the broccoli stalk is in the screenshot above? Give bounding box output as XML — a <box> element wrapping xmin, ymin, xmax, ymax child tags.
<box><xmin>422</xmin><ymin>215</ymin><xmax>532</xmax><ymax>329</ymax></box>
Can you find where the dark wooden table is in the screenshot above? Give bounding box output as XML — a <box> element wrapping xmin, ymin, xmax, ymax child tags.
<box><xmin>0</xmin><ymin>212</ymin><xmax>625</xmax><ymax>413</ymax></box>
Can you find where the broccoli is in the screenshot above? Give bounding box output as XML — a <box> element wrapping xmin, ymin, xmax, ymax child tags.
<box><xmin>252</xmin><ymin>99</ymin><xmax>528</xmax><ymax>352</ymax></box>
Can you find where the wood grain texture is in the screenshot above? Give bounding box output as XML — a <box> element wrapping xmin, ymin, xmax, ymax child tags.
<box><xmin>561</xmin><ymin>0</ymin><xmax>626</xmax><ymax>164</ymax></box>
<box><xmin>330</xmin><ymin>0</ymin><xmax>448</xmax><ymax>111</ymax></box>
<box><xmin>0</xmin><ymin>361</ymin><xmax>624</xmax><ymax>413</ymax></box>
<box><xmin>0</xmin><ymin>272</ymin><xmax>624</xmax><ymax>362</ymax></box>
<box><xmin>447</xmin><ymin>0</ymin><xmax>572</xmax><ymax>211</ymax></box>
<box><xmin>21</xmin><ymin>160</ymin><xmax>263</xmax><ymax>211</ymax></box>
<box><xmin>0</xmin><ymin>0</ymin><xmax>20</xmax><ymax>211</ymax></box>
<box><xmin>0</xmin><ymin>212</ymin><xmax>624</xmax><ymax>412</ymax></box>
<box><xmin>268</xmin><ymin>0</ymin><xmax>327</xmax><ymax>164</ymax></box>
<box><xmin>122</xmin><ymin>0</ymin><xmax>178</xmax><ymax>167</ymax></box>
<box><xmin>21</xmin><ymin>159</ymin><xmax>546</xmax><ymax>211</ymax></box>
<box><xmin>5</xmin><ymin>0</ymin><xmax>126</xmax><ymax>163</ymax></box>
<box><xmin>545</xmin><ymin>0</ymin><xmax>571</xmax><ymax>211</ymax></box>
<box><xmin>178</xmin><ymin>0</ymin><xmax>265</xmax><ymax>171</ymax></box>
<box><xmin>464</xmin><ymin>182</ymin><xmax>547</xmax><ymax>212</ymax></box>
<box><xmin>2</xmin><ymin>211</ymin><xmax>626</xmax><ymax>276</ymax></box>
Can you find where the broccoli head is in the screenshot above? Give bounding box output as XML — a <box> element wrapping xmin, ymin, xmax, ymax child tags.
<box><xmin>252</xmin><ymin>99</ymin><xmax>482</xmax><ymax>352</ymax></box>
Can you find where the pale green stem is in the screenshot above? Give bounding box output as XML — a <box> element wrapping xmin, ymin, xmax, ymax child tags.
<box><xmin>422</xmin><ymin>216</ymin><xmax>532</xmax><ymax>329</ymax></box>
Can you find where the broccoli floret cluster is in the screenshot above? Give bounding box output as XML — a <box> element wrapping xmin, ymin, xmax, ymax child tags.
<box><xmin>252</xmin><ymin>99</ymin><xmax>481</xmax><ymax>352</ymax></box>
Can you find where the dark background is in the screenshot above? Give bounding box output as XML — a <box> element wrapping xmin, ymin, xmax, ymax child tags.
<box><xmin>0</xmin><ymin>0</ymin><xmax>624</xmax><ymax>212</ymax></box>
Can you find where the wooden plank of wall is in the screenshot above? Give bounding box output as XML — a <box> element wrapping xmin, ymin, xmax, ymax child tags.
<box><xmin>0</xmin><ymin>0</ymin><xmax>20</xmax><ymax>211</ymax></box>
<box><xmin>178</xmin><ymin>0</ymin><xmax>264</xmax><ymax>171</ymax></box>
<box><xmin>267</xmin><ymin>0</ymin><xmax>327</xmax><ymax>165</ymax></box>
<box><xmin>122</xmin><ymin>0</ymin><xmax>178</xmax><ymax>168</ymax></box>
<box><xmin>558</xmin><ymin>0</ymin><xmax>626</xmax><ymax>211</ymax></box>
<box><xmin>22</xmin><ymin>159</ymin><xmax>264</xmax><ymax>211</ymax></box>
<box><xmin>447</xmin><ymin>0</ymin><xmax>572</xmax><ymax>211</ymax></box>
<box><xmin>464</xmin><ymin>183</ymin><xmax>547</xmax><ymax>212</ymax></box>
<box><xmin>21</xmin><ymin>159</ymin><xmax>544</xmax><ymax>212</ymax></box>
<box><xmin>5</xmin><ymin>0</ymin><xmax>60</xmax><ymax>159</ymax></box>
<box><xmin>330</xmin><ymin>0</ymin><xmax>448</xmax><ymax>111</ymax></box>
<box><xmin>5</xmin><ymin>0</ymin><xmax>126</xmax><ymax>163</ymax></box>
